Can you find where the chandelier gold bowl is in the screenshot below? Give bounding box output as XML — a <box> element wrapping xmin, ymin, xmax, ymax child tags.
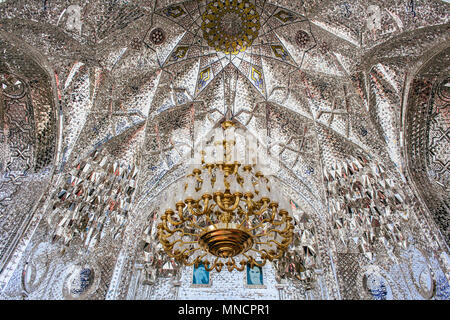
<box><xmin>157</xmin><ymin>121</ymin><xmax>294</xmax><ymax>272</ymax></box>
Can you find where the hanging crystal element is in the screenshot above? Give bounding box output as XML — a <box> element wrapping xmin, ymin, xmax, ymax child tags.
<box><xmin>214</xmin><ymin>127</ymin><xmax>224</xmax><ymax>143</ymax></box>
<box><xmin>326</xmin><ymin>157</ymin><xmax>409</xmax><ymax>259</ymax></box>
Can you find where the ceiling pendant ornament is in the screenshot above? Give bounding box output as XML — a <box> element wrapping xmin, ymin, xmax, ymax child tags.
<box><xmin>274</xmin><ymin>211</ymin><xmax>319</xmax><ymax>289</ymax></box>
<box><xmin>48</xmin><ymin>149</ymin><xmax>138</xmax><ymax>250</ymax></box>
<box><xmin>140</xmin><ymin>217</ymin><xmax>182</xmax><ymax>285</ymax></box>
<box><xmin>157</xmin><ymin>120</ymin><xmax>294</xmax><ymax>272</ymax></box>
<box><xmin>325</xmin><ymin>156</ymin><xmax>410</xmax><ymax>260</ymax></box>
<box><xmin>201</xmin><ymin>0</ymin><xmax>260</xmax><ymax>55</ymax></box>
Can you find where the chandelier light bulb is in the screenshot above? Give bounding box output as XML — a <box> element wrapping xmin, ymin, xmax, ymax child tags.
<box><xmin>205</xmin><ymin>145</ymin><xmax>214</xmax><ymax>164</ymax></box>
<box><xmin>185</xmin><ymin>176</ymin><xmax>197</xmax><ymax>200</ymax></box>
<box><xmin>200</xmin><ymin>171</ymin><xmax>213</xmax><ymax>195</ymax></box>
<box><xmin>258</xmin><ymin>177</ymin><xmax>270</xmax><ymax>198</ymax></box>
<box><xmin>215</xmin><ymin>143</ymin><xmax>224</xmax><ymax>163</ymax></box>
<box><xmin>229</xmin><ymin>174</ymin><xmax>242</xmax><ymax>194</ymax></box>
<box><xmin>175</xmin><ymin>179</ymin><xmax>186</xmax><ymax>203</ymax></box>
<box><xmin>224</xmin><ymin>125</ymin><xmax>235</xmax><ymax>143</ymax></box>
<box><xmin>214</xmin><ymin>169</ymin><xmax>226</xmax><ymax>193</ymax></box>
<box><xmin>193</xmin><ymin>150</ymin><xmax>202</xmax><ymax>168</ymax></box>
<box><xmin>214</xmin><ymin>127</ymin><xmax>224</xmax><ymax>143</ymax></box>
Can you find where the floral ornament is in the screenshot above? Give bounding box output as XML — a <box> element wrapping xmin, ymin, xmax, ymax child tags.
<box><xmin>130</xmin><ymin>37</ymin><xmax>142</xmax><ymax>50</ymax></box>
<box><xmin>318</xmin><ymin>41</ymin><xmax>330</xmax><ymax>55</ymax></box>
<box><xmin>295</xmin><ymin>30</ymin><xmax>311</xmax><ymax>49</ymax></box>
<box><xmin>149</xmin><ymin>28</ymin><xmax>166</xmax><ymax>45</ymax></box>
<box><xmin>0</xmin><ymin>73</ymin><xmax>27</xmax><ymax>99</ymax></box>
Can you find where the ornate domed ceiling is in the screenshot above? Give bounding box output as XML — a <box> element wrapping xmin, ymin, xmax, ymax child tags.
<box><xmin>0</xmin><ymin>0</ymin><xmax>448</xmax><ymax>300</ymax></box>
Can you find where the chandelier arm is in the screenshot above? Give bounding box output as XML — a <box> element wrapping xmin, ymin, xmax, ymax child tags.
<box><xmin>247</xmin><ymin>218</ymin><xmax>275</xmax><ymax>231</ymax></box>
<box><xmin>225</xmin><ymin>257</ymin><xmax>235</xmax><ymax>272</ymax></box>
<box><xmin>264</xmin><ymin>239</ymin><xmax>285</xmax><ymax>249</ymax></box>
<box><xmin>251</xmin><ymin>259</ymin><xmax>267</xmax><ymax>267</ymax></box>
<box><xmin>203</xmin><ymin>261</ymin><xmax>216</xmax><ymax>272</ymax></box>
<box><xmin>186</xmin><ymin>204</ymin><xmax>202</xmax><ymax>217</ymax></box>
<box><xmin>272</xmin><ymin>220</ymin><xmax>294</xmax><ymax>233</ymax></box>
<box><xmin>177</xmin><ymin>206</ymin><xmax>185</xmax><ymax>220</ymax></box>
<box><xmin>242</xmin><ymin>252</ymin><xmax>252</xmax><ymax>260</ymax></box>
<box><xmin>215</xmin><ymin>194</ymin><xmax>227</xmax><ymax>211</ymax></box>
<box><xmin>241</xmin><ymin>252</ymin><xmax>264</xmax><ymax>266</ymax></box>
<box><xmin>253</xmin><ymin>202</ymin><xmax>269</xmax><ymax>216</ymax></box>
<box><xmin>254</xmin><ymin>248</ymin><xmax>275</xmax><ymax>260</ymax></box>
<box><xmin>202</xmin><ymin>197</ymin><xmax>216</xmax><ymax>215</ymax></box>
<box><xmin>159</xmin><ymin>223</ymin><xmax>181</xmax><ymax>234</ymax></box>
<box><xmin>171</xmin><ymin>239</ymin><xmax>198</xmax><ymax>246</ymax></box>
<box><xmin>269</xmin><ymin>249</ymin><xmax>285</xmax><ymax>260</ymax></box>
<box><xmin>188</xmin><ymin>220</ymin><xmax>209</xmax><ymax>233</ymax></box>
<box><xmin>212</xmin><ymin>257</ymin><xmax>222</xmax><ymax>272</ymax></box>
<box><xmin>197</xmin><ymin>253</ymin><xmax>208</xmax><ymax>262</ymax></box>
<box><xmin>200</xmin><ymin>197</ymin><xmax>209</xmax><ymax>214</ymax></box>
<box><xmin>228</xmin><ymin>194</ymin><xmax>241</xmax><ymax>211</ymax></box>
<box><xmin>202</xmin><ymin>204</ymin><xmax>217</xmax><ymax>225</ymax></box>
<box><xmin>186</xmin><ymin>253</ymin><xmax>208</xmax><ymax>267</ymax></box>
<box><xmin>245</xmin><ymin>195</ymin><xmax>254</xmax><ymax>212</ymax></box>
<box><xmin>215</xmin><ymin>262</ymin><xmax>224</xmax><ymax>272</ymax></box>
<box><xmin>176</xmin><ymin>247</ymin><xmax>201</xmax><ymax>263</ymax></box>
<box><xmin>246</xmin><ymin>221</ymin><xmax>266</xmax><ymax>232</ymax></box>
<box><xmin>270</xmin><ymin>218</ymin><xmax>288</xmax><ymax>226</ymax></box>
<box><xmin>204</xmin><ymin>211</ymin><xmax>214</xmax><ymax>225</ymax></box>
<box><xmin>253</xmin><ymin>231</ymin><xmax>271</xmax><ymax>237</ymax></box>
<box><xmin>188</xmin><ymin>201</ymin><xmax>210</xmax><ymax>217</ymax></box>
<box><xmin>236</xmin><ymin>211</ymin><xmax>250</xmax><ymax>229</ymax></box>
<box><xmin>165</xmin><ymin>214</ymin><xmax>185</xmax><ymax>227</ymax></box>
<box><xmin>257</xmin><ymin>228</ymin><xmax>291</xmax><ymax>239</ymax></box>
<box><xmin>164</xmin><ymin>230</ymin><xmax>200</xmax><ymax>238</ymax></box>
<box><xmin>234</xmin><ymin>264</ymin><xmax>246</xmax><ymax>272</ymax></box>
<box><xmin>270</xmin><ymin>206</ymin><xmax>277</xmax><ymax>221</ymax></box>
<box><xmin>245</xmin><ymin>249</ymin><xmax>271</xmax><ymax>265</ymax></box>
<box><xmin>164</xmin><ymin>239</ymin><xmax>191</xmax><ymax>250</ymax></box>
<box><xmin>159</xmin><ymin>224</ymin><xmax>188</xmax><ymax>235</ymax></box>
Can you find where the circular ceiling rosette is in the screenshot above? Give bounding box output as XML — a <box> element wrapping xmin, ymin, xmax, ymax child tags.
<box><xmin>201</xmin><ymin>0</ymin><xmax>260</xmax><ymax>55</ymax></box>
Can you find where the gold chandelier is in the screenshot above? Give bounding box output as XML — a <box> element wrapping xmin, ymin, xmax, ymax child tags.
<box><xmin>157</xmin><ymin>121</ymin><xmax>294</xmax><ymax>272</ymax></box>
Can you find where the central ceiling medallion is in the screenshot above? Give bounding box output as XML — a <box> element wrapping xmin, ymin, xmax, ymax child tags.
<box><xmin>201</xmin><ymin>0</ymin><xmax>260</xmax><ymax>54</ymax></box>
<box><xmin>157</xmin><ymin>120</ymin><xmax>294</xmax><ymax>272</ymax></box>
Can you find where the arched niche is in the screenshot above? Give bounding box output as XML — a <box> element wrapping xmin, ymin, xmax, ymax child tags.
<box><xmin>404</xmin><ymin>43</ymin><xmax>450</xmax><ymax>245</ymax></box>
<box><xmin>0</xmin><ymin>32</ymin><xmax>59</xmax><ymax>271</ymax></box>
<box><xmin>119</xmin><ymin>114</ymin><xmax>336</xmax><ymax>299</ymax></box>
